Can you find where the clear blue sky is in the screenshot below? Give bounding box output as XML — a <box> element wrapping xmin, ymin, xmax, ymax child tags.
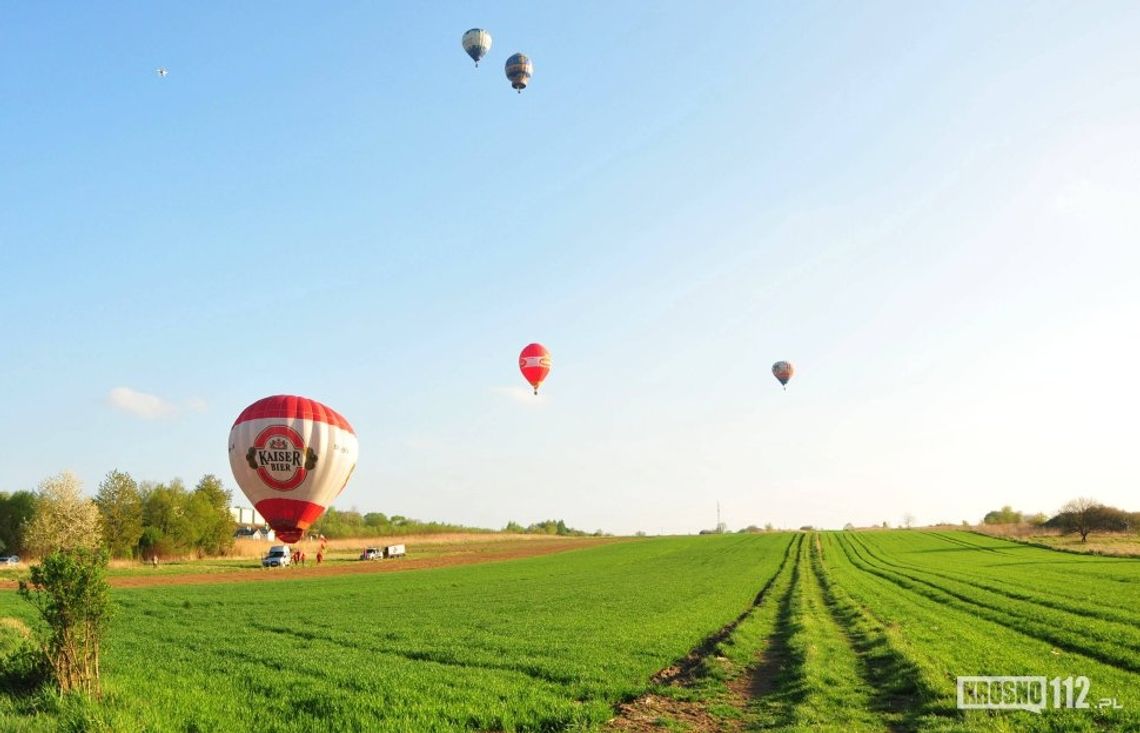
<box><xmin>2</xmin><ymin>2</ymin><xmax>1138</xmax><ymax>533</ymax></box>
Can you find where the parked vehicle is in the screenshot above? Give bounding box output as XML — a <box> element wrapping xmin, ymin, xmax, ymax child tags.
<box><xmin>262</xmin><ymin>545</ymin><xmax>291</xmax><ymax>568</ymax></box>
<box><xmin>0</xmin><ymin>555</ymin><xmax>19</xmax><ymax>565</ymax></box>
<box><xmin>383</xmin><ymin>544</ymin><xmax>406</xmax><ymax>559</ymax></box>
<box><xmin>360</xmin><ymin>547</ymin><xmax>381</xmax><ymax>560</ymax></box>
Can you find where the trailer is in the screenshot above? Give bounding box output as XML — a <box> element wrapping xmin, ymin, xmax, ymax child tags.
<box><xmin>383</xmin><ymin>544</ymin><xmax>406</xmax><ymax>559</ymax></box>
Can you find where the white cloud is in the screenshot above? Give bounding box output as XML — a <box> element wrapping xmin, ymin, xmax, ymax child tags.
<box><xmin>107</xmin><ymin>387</ymin><xmax>178</xmax><ymax>420</ymax></box>
<box><xmin>184</xmin><ymin>397</ymin><xmax>208</xmax><ymax>413</ymax></box>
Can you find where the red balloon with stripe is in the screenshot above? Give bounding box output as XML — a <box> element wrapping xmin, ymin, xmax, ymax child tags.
<box><xmin>228</xmin><ymin>395</ymin><xmax>359</xmax><ymax>544</ymax></box>
<box><xmin>519</xmin><ymin>343</ymin><xmax>552</xmax><ymax>395</ymax></box>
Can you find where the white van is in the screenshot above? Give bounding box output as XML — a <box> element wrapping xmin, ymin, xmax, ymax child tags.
<box><xmin>383</xmin><ymin>544</ymin><xmax>406</xmax><ymax>559</ymax></box>
<box><xmin>262</xmin><ymin>545</ymin><xmax>291</xmax><ymax>568</ymax></box>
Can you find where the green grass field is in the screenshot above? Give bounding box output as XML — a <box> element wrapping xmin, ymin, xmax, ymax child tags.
<box><xmin>1</xmin><ymin>531</ymin><xmax>1137</xmax><ymax>732</ymax></box>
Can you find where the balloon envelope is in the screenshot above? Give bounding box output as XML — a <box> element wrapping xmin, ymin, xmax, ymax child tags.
<box><xmin>519</xmin><ymin>343</ymin><xmax>551</xmax><ymax>394</ymax></box>
<box><xmin>462</xmin><ymin>28</ymin><xmax>492</xmax><ymax>66</ymax></box>
<box><xmin>505</xmin><ymin>52</ymin><xmax>533</xmax><ymax>91</ymax></box>
<box><xmin>772</xmin><ymin>361</ymin><xmax>795</xmax><ymax>387</ymax></box>
<box><xmin>228</xmin><ymin>395</ymin><xmax>358</xmax><ymax>543</ymax></box>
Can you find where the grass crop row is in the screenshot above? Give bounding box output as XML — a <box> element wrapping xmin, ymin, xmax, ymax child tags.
<box><xmin>844</xmin><ymin>533</ymin><xmax>1140</xmax><ymax>674</ymax></box>
<box><xmin>827</xmin><ymin>532</ymin><xmax>1140</xmax><ymax>732</ymax></box>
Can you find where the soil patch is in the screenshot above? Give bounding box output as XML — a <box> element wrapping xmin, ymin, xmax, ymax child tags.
<box><xmin>0</xmin><ymin>537</ymin><xmax>615</xmax><ymax>590</ymax></box>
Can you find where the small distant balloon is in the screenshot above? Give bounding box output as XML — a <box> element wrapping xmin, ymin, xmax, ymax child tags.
<box><xmin>461</xmin><ymin>28</ymin><xmax>492</xmax><ymax>67</ymax></box>
<box><xmin>772</xmin><ymin>361</ymin><xmax>795</xmax><ymax>390</ymax></box>
<box><xmin>156</xmin><ymin>67</ymin><xmax>168</xmax><ymax>78</ymax></box>
<box><xmin>505</xmin><ymin>53</ymin><xmax>532</xmax><ymax>93</ymax></box>
<box><xmin>519</xmin><ymin>343</ymin><xmax>551</xmax><ymax>395</ymax></box>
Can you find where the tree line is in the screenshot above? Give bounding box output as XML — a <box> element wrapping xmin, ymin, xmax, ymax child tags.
<box><xmin>981</xmin><ymin>498</ymin><xmax>1139</xmax><ymax>542</ymax></box>
<box><xmin>2</xmin><ymin>471</ymin><xmax>604</xmax><ymax>557</ymax></box>
<box><xmin>309</xmin><ymin>510</ymin><xmax>600</xmax><ymax>538</ymax></box>
<box><xmin>307</xmin><ymin>507</ymin><xmax>493</xmax><ymax>539</ymax></box>
<box><xmin>0</xmin><ymin>470</ymin><xmax>234</xmax><ymax>559</ymax></box>
<box><xmin>503</xmin><ymin>519</ymin><xmax>602</xmax><ymax>536</ymax></box>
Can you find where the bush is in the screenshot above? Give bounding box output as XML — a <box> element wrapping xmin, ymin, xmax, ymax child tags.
<box><xmin>18</xmin><ymin>549</ymin><xmax>113</xmax><ymax>696</ymax></box>
<box><xmin>0</xmin><ymin>624</ymin><xmax>48</xmax><ymax>696</ymax></box>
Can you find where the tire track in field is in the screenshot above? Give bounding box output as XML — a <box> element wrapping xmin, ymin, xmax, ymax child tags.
<box><xmin>842</xmin><ymin>533</ymin><xmax>1140</xmax><ymax>674</ymax></box>
<box><xmin>921</xmin><ymin>531</ymin><xmax>1021</xmax><ymax>556</ymax></box>
<box><xmin>848</xmin><ymin>534</ymin><xmax>1140</xmax><ymax>657</ymax></box>
<box><xmin>749</xmin><ymin>534</ymin><xmax>887</xmax><ymax>732</ymax></box>
<box><xmin>860</xmin><ymin>533</ymin><xmax>1139</xmax><ymax>628</ymax></box>
<box><xmin>812</xmin><ymin>536</ymin><xmax>950</xmax><ymax>732</ymax></box>
<box><xmin>741</xmin><ymin>537</ymin><xmax>800</xmax><ymax>698</ymax></box>
<box><xmin>650</xmin><ymin>532</ymin><xmax>798</xmax><ymax>686</ymax></box>
<box><xmin>609</xmin><ymin>533</ymin><xmax>799</xmax><ymax>731</ymax></box>
<box><xmin>246</xmin><ymin>621</ymin><xmax>583</xmax><ymax>686</ymax></box>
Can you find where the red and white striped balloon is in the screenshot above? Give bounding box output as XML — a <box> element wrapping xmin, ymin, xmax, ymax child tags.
<box><xmin>519</xmin><ymin>343</ymin><xmax>551</xmax><ymax>395</ymax></box>
<box><xmin>228</xmin><ymin>395</ymin><xmax>358</xmax><ymax>544</ymax></box>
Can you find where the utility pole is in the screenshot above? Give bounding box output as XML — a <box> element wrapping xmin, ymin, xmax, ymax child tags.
<box><xmin>717</xmin><ymin>501</ymin><xmax>721</xmax><ymax>533</ymax></box>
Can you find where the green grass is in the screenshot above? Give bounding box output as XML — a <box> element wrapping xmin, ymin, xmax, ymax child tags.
<box><xmin>0</xmin><ymin>534</ymin><xmax>793</xmax><ymax>732</ymax></box>
<box><xmin>2</xmin><ymin>531</ymin><xmax>1138</xmax><ymax>732</ymax></box>
<box><xmin>823</xmin><ymin>531</ymin><xmax>1140</xmax><ymax>732</ymax></box>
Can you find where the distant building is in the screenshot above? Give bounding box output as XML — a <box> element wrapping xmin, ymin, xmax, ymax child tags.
<box><xmin>230</xmin><ymin>506</ymin><xmax>265</xmax><ymax>525</ymax></box>
<box><xmin>231</xmin><ymin>506</ymin><xmax>274</xmax><ymax>541</ymax></box>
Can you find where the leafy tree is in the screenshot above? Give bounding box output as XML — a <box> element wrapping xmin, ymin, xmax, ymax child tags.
<box><xmin>0</xmin><ymin>490</ymin><xmax>37</xmax><ymax>556</ymax></box>
<box><xmin>94</xmin><ymin>470</ymin><xmax>143</xmax><ymax>558</ymax></box>
<box><xmin>18</xmin><ymin>548</ymin><xmax>112</xmax><ymax>695</ymax></box>
<box><xmin>982</xmin><ymin>505</ymin><xmax>1023</xmax><ymax>525</ymax></box>
<box><xmin>137</xmin><ymin>526</ymin><xmax>172</xmax><ymax>560</ymax></box>
<box><xmin>23</xmin><ymin>472</ymin><xmax>103</xmax><ymax>557</ymax></box>
<box><xmin>522</xmin><ymin>519</ymin><xmax>588</xmax><ymax>536</ymax></box>
<box><xmin>140</xmin><ymin>481</ymin><xmax>192</xmax><ymax>553</ymax></box>
<box><xmin>1046</xmin><ymin>498</ymin><xmax>1129</xmax><ymax>542</ymax></box>
<box><xmin>187</xmin><ymin>475</ymin><xmax>234</xmax><ymax>556</ymax></box>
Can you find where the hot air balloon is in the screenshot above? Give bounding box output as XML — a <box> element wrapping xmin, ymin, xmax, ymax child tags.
<box><xmin>505</xmin><ymin>53</ymin><xmax>532</xmax><ymax>92</ymax></box>
<box><xmin>772</xmin><ymin>361</ymin><xmax>795</xmax><ymax>390</ymax></box>
<box><xmin>519</xmin><ymin>343</ymin><xmax>551</xmax><ymax>395</ymax></box>
<box><xmin>228</xmin><ymin>395</ymin><xmax>358</xmax><ymax>544</ymax></box>
<box><xmin>461</xmin><ymin>28</ymin><xmax>492</xmax><ymax>67</ymax></box>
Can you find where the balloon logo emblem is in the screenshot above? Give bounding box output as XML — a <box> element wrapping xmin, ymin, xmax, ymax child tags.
<box><xmin>243</xmin><ymin>425</ymin><xmax>315</xmax><ymax>491</ymax></box>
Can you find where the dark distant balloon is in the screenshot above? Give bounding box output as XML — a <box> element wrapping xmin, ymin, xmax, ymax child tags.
<box><xmin>462</xmin><ymin>28</ymin><xmax>492</xmax><ymax>67</ymax></box>
<box><xmin>772</xmin><ymin>361</ymin><xmax>795</xmax><ymax>390</ymax></box>
<box><xmin>505</xmin><ymin>53</ymin><xmax>533</xmax><ymax>93</ymax></box>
